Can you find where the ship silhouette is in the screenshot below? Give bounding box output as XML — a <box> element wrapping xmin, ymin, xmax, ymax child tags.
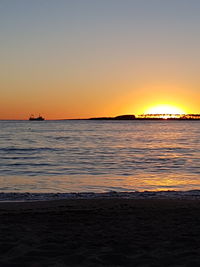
<box><xmin>29</xmin><ymin>114</ymin><xmax>45</xmax><ymax>121</ymax></box>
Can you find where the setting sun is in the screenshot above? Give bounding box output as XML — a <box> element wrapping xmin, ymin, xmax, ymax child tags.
<box><xmin>145</xmin><ymin>104</ymin><xmax>185</xmax><ymax>115</ymax></box>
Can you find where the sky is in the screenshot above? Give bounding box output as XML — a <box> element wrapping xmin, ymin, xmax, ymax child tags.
<box><xmin>0</xmin><ymin>0</ymin><xmax>200</xmax><ymax>119</ymax></box>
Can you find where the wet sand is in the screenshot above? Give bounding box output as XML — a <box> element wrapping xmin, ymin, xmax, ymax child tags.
<box><xmin>1</xmin><ymin>198</ymin><xmax>200</xmax><ymax>266</ymax></box>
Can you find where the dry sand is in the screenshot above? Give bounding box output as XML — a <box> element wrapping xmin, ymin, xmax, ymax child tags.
<box><xmin>0</xmin><ymin>198</ymin><xmax>200</xmax><ymax>266</ymax></box>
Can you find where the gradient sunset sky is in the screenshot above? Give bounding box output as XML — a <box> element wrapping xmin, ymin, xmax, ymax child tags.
<box><xmin>1</xmin><ymin>0</ymin><xmax>200</xmax><ymax>119</ymax></box>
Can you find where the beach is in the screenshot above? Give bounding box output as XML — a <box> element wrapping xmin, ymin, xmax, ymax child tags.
<box><xmin>1</xmin><ymin>196</ymin><xmax>200</xmax><ymax>266</ymax></box>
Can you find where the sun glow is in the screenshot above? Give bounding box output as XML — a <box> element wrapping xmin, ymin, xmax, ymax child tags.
<box><xmin>143</xmin><ymin>104</ymin><xmax>186</xmax><ymax>119</ymax></box>
<box><xmin>145</xmin><ymin>104</ymin><xmax>185</xmax><ymax>115</ymax></box>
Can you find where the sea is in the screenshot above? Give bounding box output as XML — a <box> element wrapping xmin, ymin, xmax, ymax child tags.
<box><xmin>0</xmin><ymin>120</ymin><xmax>199</xmax><ymax>197</ymax></box>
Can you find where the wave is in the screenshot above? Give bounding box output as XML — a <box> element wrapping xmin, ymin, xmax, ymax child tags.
<box><xmin>0</xmin><ymin>147</ymin><xmax>62</xmax><ymax>153</ymax></box>
<box><xmin>1</xmin><ymin>190</ymin><xmax>200</xmax><ymax>202</ymax></box>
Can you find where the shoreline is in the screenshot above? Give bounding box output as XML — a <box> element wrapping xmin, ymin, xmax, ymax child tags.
<box><xmin>1</xmin><ymin>189</ymin><xmax>200</xmax><ymax>202</ymax></box>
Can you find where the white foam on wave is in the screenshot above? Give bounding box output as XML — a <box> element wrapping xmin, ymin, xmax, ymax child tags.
<box><xmin>1</xmin><ymin>190</ymin><xmax>200</xmax><ymax>202</ymax></box>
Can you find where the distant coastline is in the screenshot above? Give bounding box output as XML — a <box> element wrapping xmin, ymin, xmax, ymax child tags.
<box><xmin>1</xmin><ymin>113</ymin><xmax>200</xmax><ymax>121</ymax></box>
<box><xmin>89</xmin><ymin>114</ymin><xmax>200</xmax><ymax>120</ymax></box>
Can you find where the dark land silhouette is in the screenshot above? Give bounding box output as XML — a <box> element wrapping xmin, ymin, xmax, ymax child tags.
<box><xmin>90</xmin><ymin>114</ymin><xmax>136</xmax><ymax>120</ymax></box>
<box><xmin>89</xmin><ymin>114</ymin><xmax>200</xmax><ymax>120</ymax></box>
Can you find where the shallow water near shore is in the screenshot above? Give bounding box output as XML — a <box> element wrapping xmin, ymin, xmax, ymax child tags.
<box><xmin>0</xmin><ymin>120</ymin><xmax>199</xmax><ymax>193</ymax></box>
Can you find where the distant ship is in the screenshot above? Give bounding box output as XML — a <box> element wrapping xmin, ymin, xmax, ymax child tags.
<box><xmin>29</xmin><ymin>115</ymin><xmax>45</xmax><ymax>121</ymax></box>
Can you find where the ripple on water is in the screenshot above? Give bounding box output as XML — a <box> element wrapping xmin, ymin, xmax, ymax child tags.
<box><xmin>0</xmin><ymin>120</ymin><xmax>199</xmax><ymax>192</ymax></box>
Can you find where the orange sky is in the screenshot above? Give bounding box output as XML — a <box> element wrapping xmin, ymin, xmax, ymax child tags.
<box><xmin>0</xmin><ymin>1</ymin><xmax>200</xmax><ymax>119</ymax></box>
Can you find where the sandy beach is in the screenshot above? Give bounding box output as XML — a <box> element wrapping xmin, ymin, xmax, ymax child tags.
<box><xmin>0</xmin><ymin>198</ymin><xmax>200</xmax><ymax>266</ymax></box>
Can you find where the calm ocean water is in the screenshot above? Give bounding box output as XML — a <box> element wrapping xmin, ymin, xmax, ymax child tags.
<box><xmin>0</xmin><ymin>120</ymin><xmax>199</xmax><ymax>193</ymax></box>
